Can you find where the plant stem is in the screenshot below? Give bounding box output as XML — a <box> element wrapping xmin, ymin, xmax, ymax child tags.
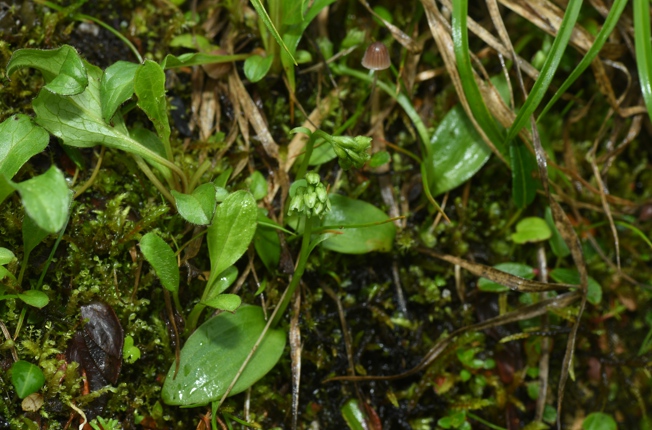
<box><xmin>295</xmin><ymin>133</ymin><xmax>319</xmax><ymax>180</ymax></box>
<box><xmin>271</xmin><ymin>216</ymin><xmax>313</xmax><ymax>328</ymax></box>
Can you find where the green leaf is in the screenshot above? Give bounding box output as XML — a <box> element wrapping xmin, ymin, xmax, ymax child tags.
<box><xmin>248</xmin><ymin>171</ymin><xmax>268</xmax><ymax>200</ymax></box>
<box><xmin>504</xmin><ymin>0</ymin><xmax>583</xmax><ymax>144</ymax></box>
<box><xmin>634</xmin><ymin>0</ymin><xmax>652</xmax><ymax>126</ymax></box>
<box><xmin>425</xmin><ymin>105</ymin><xmax>492</xmax><ymax>196</ymax></box>
<box><xmin>11</xmin><ymin>360</ymin><xmax>45</xmax><ymax>399</ymax></box>
<box><xmin>243</xmin><ymin>55</ymin><xmax>274</xmax><ymax>83</ymax></box>
<box><xmin>0</xmin><ymin>115</ymin><xmax>50</xmax><ymax>179</ymax></box>
<box><xmin>122</xmin><ymin>335</ymin><xmax>141</xmax><ymax>364</ymax></box>
<box><xmin>140</xmin><ymin>232</ymin><xmax>179</xmax><ymax>294</ymax></box>
<box><xmin>254</xmin><ymin>213</ymin><xmax>280</xmax><ymax>272</ymax></box>
<box><xmin>249</xmin><ymin>0</ymin><xmax>297</xmax><ymax>65</ymax></box>
<box><xmin>160</xmin><ymin>52</ymin><xmax>249</xmax><ymax>69</ymax></box>
<box><xmin>510</xmin><ymin>141</ymin><xmax>539</xmax><ymax>208</ymax></box>
<box><xmin>206</xmin><ymin>191</ymin><xmax>258</xmax><ymax>287</ymax></box>
<box><xmin>550</xmin><ymin>268</ymin><xmax>602</xmax><ymax>305</ymax></box>
<box><xmin>134</xmin><ymin>60</ymin><xmax>170</xmax><ymax>154</ymax></box>
<box><xmin>545</xmin><ymin>206</ymin><xmax>570</xmax><ymax>257</ymax></box>
<box><xmin>369</xmin><ymin>150</ymin><xmax>391</xmax><ymax>168</ymax></box>
<box><xmin>451</xmin><ymin>2</ymin><xmax>505</xmax><ymax>154</ymax></box>
<box><xmin>204</xmin><ymin>266</ymin><xmax>239</xmax><ymax>300</ymax></box>
<box><xmin>169</xmin><ymin>34</ymin><xmax>214</xmax><ymax>51</ymax></box>
<box><xmin>478</xmin><ymin>263</ymin><xmax>535</xmax><ymax>293</ymax></box>
<box><xmin>172</xmin><ymin>183</ymin><xmax>218</xmax><ymax>225</ymax></box>
<box><xmin>161</xmin><ymin>305</ymin><xmax>286</xmax><ymax>406</ymax></box>
<box><xmin>582</xmin><ymin>412</ymin><xmax>617</xmax><ymax>430</ymax></box>
<box><xmin>0</xmin><ymin>248</ymin><xmax>16</xmax><ymax>265</ymax></box>
<box><xmin>13</xmin><ymin>166</ymin><xmax>71</xmax><ymax>233</ymax></box>
<box><xmin>17</xmin><ymin>290</ymin><xmax>49</xmax><ymax>308</ymax></box>
<box><xmin>0</xmin><ymin>174</ymin><xmax>14</xmax><ymax>204</ymax></box>
<box><xmin>319</xmin><ymin>194</ymin><xmax>395</xmax><ymax>254</ymax></box>
<box><xmin>539</xmin><ymin>0</ymin><xmax>628</xmax><ymax>120</ymax></box>
<box><xmin>511</xmin><ymin>217</ymin><xmax>551</xmax><ymax>244</ymax></box>
<box><xmin>341</xmin><ymin>399</ymin><xmax>367</xmax><ymax>430</ymax></box>
<box><xmin>307</xmin><ymin>140</ymin><xmax>337</xmax><ymax>166</ymax></box>
<box><xmin>22</xmin><ymin>213</ymin><xmax>50</xmax><ymax>260</ymax></box>
<box><xmin>32</xmin><ymin>62</ymin><xmax>176</xmax><ymax>171</ymax></box>
<box><xmin>101</xmin><ymin>61</ymin><xmax>139</xmax><ymax>123</ymax></box>
<box><xmin>202</xmin><ymin>293</ymin><xmax>241</xmax><ymax>312</ymax></box>
<box><xmin>7</xmin><ymin>45</ymin><xmax>88</xmax><ymax>96</ymax></box>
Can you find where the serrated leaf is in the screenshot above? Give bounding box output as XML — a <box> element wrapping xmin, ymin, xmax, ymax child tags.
<box><xmin>13</xmin><ymin>167</ymin><xmax>71</xmax><ymax>233</ymax></box>
<box><xmin>140</xmin><ymin>232</ymin><xmax>179</xmax><ymax>294</ymax></box>
<box><xmin>172</xmin><ymin>183</ymin><xmax>218</xmax><ymax>225</ymax></box>
<box><xmin>134</xmin><ymin>60</ymin><xmax>170</xmax><ymax>150</ymax></box>
<box><xmin>162</xmin><ymin>305</ymin><xmax>286</xmax><ymax>406</ymax></box>
<box><xmin>32</xmin><ymin>62</ymin><xmax>175</xmax><ymax>171</ymax></box>
<box><xmin>0</xmin><ymin>115</ymin><xmax>50</xmax><ymax>180</ymax></box>
<box><xmin>426</xmin><ymin>105</ymin><xmax>492</xmax><ymax>196</ymax></box>
<box><xmin>11</xmin><ymin>360</ymin><xmax>45</xmax><ymax>399</ymax></box>
<box><xmin>202</xmin><ymin>293</ymin><xmax>241</xmax><ymax>312</ymax></box>
<box><xmin>101</xmin><ymin>61</ymin><xmax>139</xmax><ymax>123</ymax></box>
<box><xmin>17</xmin><ymin>290</ymin><xmax>49</xmax><ymax>308</ymax></box>
<box><xmin>206</xmin><ymin>191</ymin><xmax>258</xmax><ymax>287</ymax></box>
<box><xmin>7</xmin><ymin>45</ymin><xmax>88</xmax><ymax>95</ymax></box>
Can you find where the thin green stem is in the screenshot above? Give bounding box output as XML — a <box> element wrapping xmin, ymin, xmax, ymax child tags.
<box><xmin>295</xmin><ymin>133</ymin><xmax>319</xmax><ymax>180</ymax></box>
<box><xmin>188</xmin><ymin>159</ymin><xmax>213</xmax><ymax>192</ymax></box>
<box><xmin>271</xmin><ymin>216</ymin><xmax>313</xmax><ymax>328</ymax></box>
<box><xmin>131</xmin><ymin>155</ymin><xmax>176</xmax><ymax>207</ymax></box>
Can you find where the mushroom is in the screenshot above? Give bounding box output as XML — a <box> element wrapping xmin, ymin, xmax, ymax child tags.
<box><xmin>361</xmin><ymin>41</ymin><xmax>391</xmax><ymax>71</ymax></box>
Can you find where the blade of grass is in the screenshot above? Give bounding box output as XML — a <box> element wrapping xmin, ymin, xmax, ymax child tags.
<box><xmin>451</xmin><ymin>0</ymin><xmax>505</xmax><ymax>153</ymax></box>
<box><xmin>504</xmin><ymin>0</ymin><xmax>584</xmax><ymax>144</ymax></box>
<box><xmin>250</xmin><ymin>0</ymin><xmax>297</xmax><ymax>66</ymax></box>
<box><xmin>539</xmin><ymin>0</ymin><xmax>627</xmax><ymax>121</ymax></box>
<box><xmin>634</xmin><ymin>0</ymin><xmax>652</xmax><ymax>125</ymax></box>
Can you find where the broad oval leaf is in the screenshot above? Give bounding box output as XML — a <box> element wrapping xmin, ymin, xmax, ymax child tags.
<box><xmin>172</xmin><ymin>183</ymin><xmax>218</xmax><ymax>225</ymax></box>
<box><xmin>202</xmin><ymin>293</ymin><xmax>241</xmax><ymax>312</ymax></box>
<box><xmin>22</xmin><ymin>213</ymin><xmax>49</xmax><ymax>259</ymax></box>
<box><xmin>13</xmin><ymin>166</ymin><xmax>71</xmax><ymax>233</ymax></box>
<box><xmin>0</xmin><ymin>115</ymin><xmax>49</xmax><ymax>179</ymax></box>
<box><xmin>140</xmin><ymin>232</ymin><xmax>179</xmax><ymax>294</ymax></box>
<box><xmin>161</xmin><ymin>305</ymin><xmax>286</xmax><ymax>406</ymax></box>
<box><xmin>426</xmin><ymin>105</ymin><xmax>492</xmax><ymax>196</ymax></box>
<box><xmin>207</xmin><ymin>191</ymin><xmax>258</xmax><ymax>286</ymax></box>
<box><xmin>101</xmin><ymin>61</ymin><xmax>140</xmax><ymax>123</ymax></box>
<box><xmin>511</xmin><ymin>217</ymin><xmax>551</xmax><ymax>244</ymax></box>
<box><xmin>17</xmin><ymin>290</ymin><xmax>49</xmax><ymax>309</ymax></box>
<box><xmin>134</xmin><ymin>60</ymin><xmax>170</xmax><ymax>148</ymax></box>
<box><xmin>582</xmin><ymin>412</ymin><xmax>617</xmax><ymax>430</ymax></box>
<box><xmin>320</xmin><ymin>194</ymin><xmax>395</xmax><ymax>254</ymax></box>
<box><xmin>244</xmin><ymin>55</ymin><xmax>274</xmax><ymax>83</ymax></box>
<box><xmin>0</xmin><ymin>248</ymin><xmax>16</xmax><ymax>266</ymax></box>
<box><xmin>11</xmin><ymin>360</ymin><xmax>45</xmax><ymax>399</ymax></box>
<box><xmin>7</xmin><ymin>45</ymin><xmax>88</xmax><ymax>95</ymax></box>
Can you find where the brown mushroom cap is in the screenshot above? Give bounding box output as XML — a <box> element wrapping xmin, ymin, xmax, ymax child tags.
<box><xmin>361</xmin><ymin>42</ymin><xmax>391</xmax><ymax>71</ymax></box>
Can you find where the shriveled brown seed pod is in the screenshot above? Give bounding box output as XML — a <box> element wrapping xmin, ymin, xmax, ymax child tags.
<box><xmin>361</xmin><ymin>42</ymin><xmax>391</xmax><ymax>71</ymax></box>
